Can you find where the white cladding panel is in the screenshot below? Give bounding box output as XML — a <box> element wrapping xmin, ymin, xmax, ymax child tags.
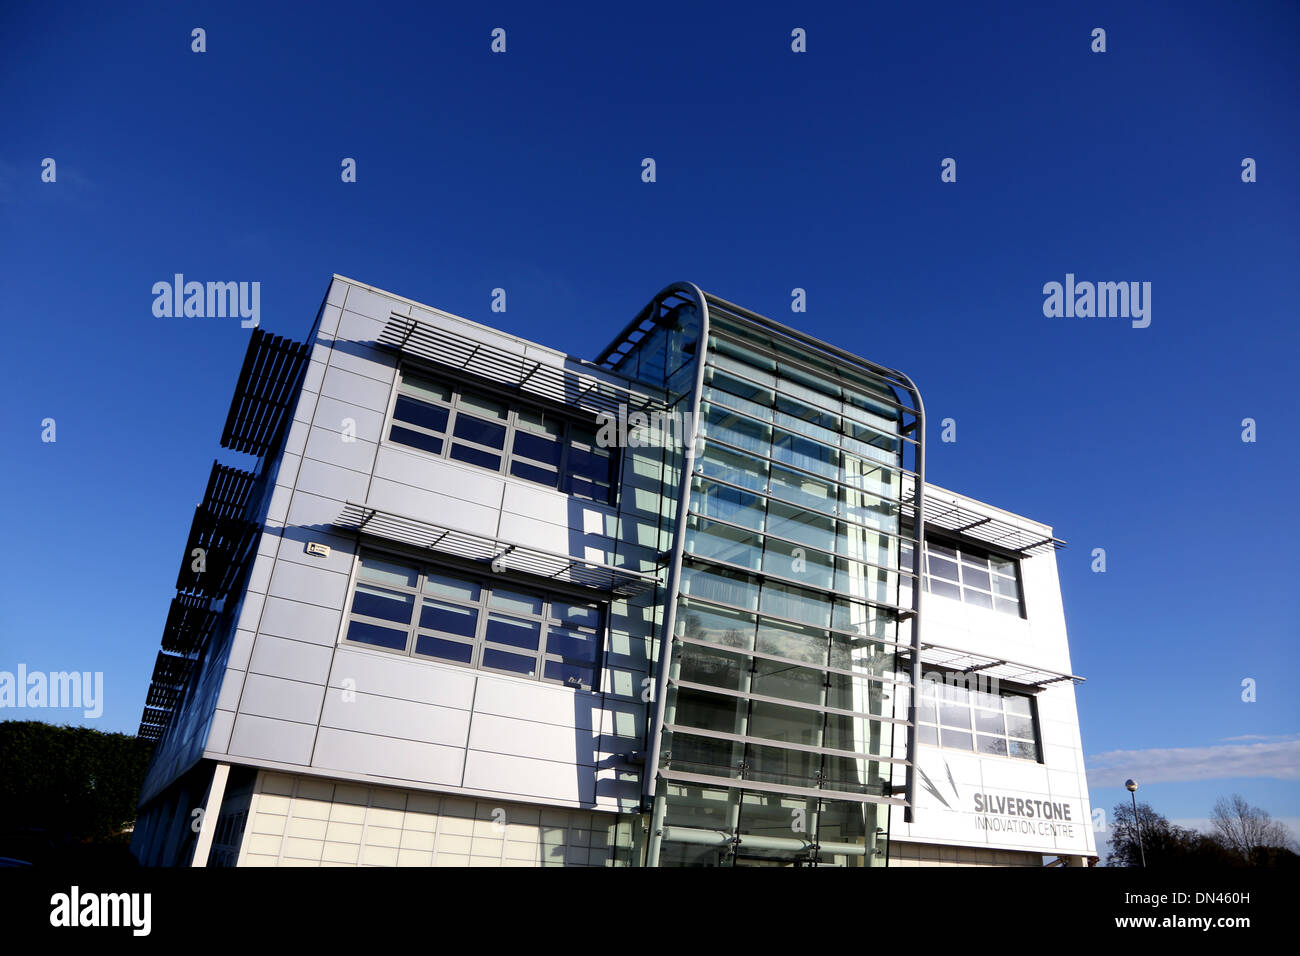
<box><xmin>207</xmin><ymin>276</ymin><xmax>647</xmax><ymax>814</ymax></box>
<box><xmin>891</xmin><ymin>487</ymin><xmax>1095</xmax><ymax>858</ymax></box>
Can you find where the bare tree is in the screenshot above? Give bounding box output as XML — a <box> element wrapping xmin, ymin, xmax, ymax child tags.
<box><xmin>1211</xmin><ymin>794</ymin><xmax>1295</xmax><ymax>863</ymax></box>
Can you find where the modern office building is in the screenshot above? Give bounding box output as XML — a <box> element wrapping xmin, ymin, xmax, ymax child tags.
<box><xmin>131</xmin><ymin>276</ymin><xmax>1096</xmax><ymax>867</ymax></box>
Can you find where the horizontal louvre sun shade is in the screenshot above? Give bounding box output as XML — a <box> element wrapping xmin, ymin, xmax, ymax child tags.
<box><xmin>378</xmin><ymin>312</ymin><xmax>663</xmax><ymax>419</ymax></box>
<box><xmin>335</xmin><ymin>501</ymin><xmax>659</xmax><ymax>595</ymax></box>
<box><xmin>220</xmin><ymin>328</ymin><xmax>309</xmax><ymax>457</ymax></box>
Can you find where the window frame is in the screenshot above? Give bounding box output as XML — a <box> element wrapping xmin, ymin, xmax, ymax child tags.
<box><xmin>382</xmin><ymin>364</ymin><xmax>618</xmax><ymax>505</ymax></box>
<box><xmin>341</xmin><ymin>549</ymin><xmax>607</xmax><ymax>691</ymax></box>
<box><xmin>914</xmin><ymin>679</ymin><xmax>1044</xmax><ymax>763</ymax></box>
<box><xmin>901</xmin><ymin>535</ymin><xmax>1026</xmax><ymax>619</ymax></box>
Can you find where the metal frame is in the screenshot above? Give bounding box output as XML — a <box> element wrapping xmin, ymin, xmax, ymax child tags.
<box><xmin>341</xmin><ymin>549</ymin><xmax>608</xmax><ymax>691</ymax></box>
<box><xmin>627</xmin><ymin>283</ymin><xmax>927</xmax><ymax>866</ymax></box>
<box><xmin>385</xmin><ymin>365</ymin><xmax>617</xmax><ymax>505</ymax></box>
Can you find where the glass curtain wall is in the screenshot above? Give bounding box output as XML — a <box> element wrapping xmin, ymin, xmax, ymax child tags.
<box><xmin>650</xmin><ymin>309</ymin><xmax>920</xmax><ymax>867</ymax></box>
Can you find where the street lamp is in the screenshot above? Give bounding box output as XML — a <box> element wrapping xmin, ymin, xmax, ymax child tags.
<box><xmin>1125</xmin><ymin>779</ymin><xmax>1146</xmax><ymax>867</ymax></box>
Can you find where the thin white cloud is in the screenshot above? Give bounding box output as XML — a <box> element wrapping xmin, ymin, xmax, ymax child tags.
<box><xmin>1086</xmin><ymin>736</ymin><xmax>1300</xmax><ymax>787</ymax></box>
<box><xmin>1172</xmin><ymin>816</ymin><xmax>1300</xmax><ymax>838</ymax></box>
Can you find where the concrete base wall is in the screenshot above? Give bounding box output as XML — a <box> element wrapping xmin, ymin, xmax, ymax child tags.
<box><xmin>889</xmin><ymin>840</ymin><xmax>1043</xmax><ymax>867</ymax></box>
<box><xmin>235</xmin><ymin>770</ymin><xmax>636</xmax><ymax>867</ymax></box>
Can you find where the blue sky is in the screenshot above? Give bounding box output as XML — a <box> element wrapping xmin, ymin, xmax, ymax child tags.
<box><xmin>1</xmin><ymin>1</ymin><xmax>1296</xmax><ymax>849</ymax></box>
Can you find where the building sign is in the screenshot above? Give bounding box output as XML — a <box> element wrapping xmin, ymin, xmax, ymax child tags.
<box><xmin>910</xmin><ymin>752</ymin><xmax>1087</xmax><ymax>852</ymax></box>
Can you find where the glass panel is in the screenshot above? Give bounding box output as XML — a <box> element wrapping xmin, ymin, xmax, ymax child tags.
<box><xmin>737</xmin><ymin>792</ymin><xmax>814</xmax><ymax>842</ymax></box>
<box><xmin>703</xmin><ymin>405</ymin><xmax>769</xmax><ymax>453</ymax></box>
<box><xmin>963</xmin><ymin>588</ymin><xmax>994</xmax><ymax>609</ymax></box>
<box><xmin>823</xmin><ymin>714</ymin><xmax>892</xmax><ymax>756</ymax></box>
<box><xmin>489</xmin><ymin>589</ymin><xmax>543</xmax><ymax>615</ymax></box>
<box><xmin>667</xmin><ymin>731</ymin><xmax>744</xmax><ymax>779</ymax></box>
<box><xmin>825</xmin><ymin>675</ymin><xmax>893</xmax><ymax>717</ymax></box>
<box><xmin>974</xmin><ymin>709</ymin><xmax>1005</xmax><ymax>734</ymax></box>
<box><xmin>692</xmin><ymin>479</ymin><xmax>765</xmax><ymax>529</ymax></box>
<box><xmin>977</xmin><ymin>735</ymin><xmax>1008</xmax><ymax>756</ymax></box>
<box><xmin>967</xmin><ymin>687</ymin><xmax>999</xmax><ymax>711</ymax></box>
<box><xmin>545</xmin><ymin>626</ymin><xmax>599</xmax><ymax>662</ymax></box>
<box><xmin>399</xmin><ymin>375</ymin><xmax>452</xmax><ymax>404</ymax></box>
<box><xmin>485</xmin><ymin>614</ymin><xmax>540</xmax><ymax>650</ymax></box>
<box><xmin>452</xmin><ymin>414</ymin><xmax>507</xmax><ymax>450</ymax></box>
<box><xmin>939</xmin><ymin>704</ymin><xmax>971</xmax><ymax>729</ymax></box>
<box><xmin>393</xmin><ymin>396</ymin><xmax>450</xmax><ymax>433</ymax></box>
<box><xmin>516</xmin><ymin>407</ymin><xmax>562</xmax><ymax>436</ymax></box>
<box><xmin>772</xmin><ymin>430</ymin><xmax>839</xmax><ymax>481</ymax></box>
<box><xmin>748</xmin><ymin>700</ymin><xmax>822</xmax><ymax>748</ymax></box>
<box><xmin>543</xmin><ymin>659</ymin><xmax>594</xmax><ymax>688</ymax></box>
<box><xmin>990</xmin><ymin>556</ymin><xmax>1018</xmax><ymax>576</ymax></box>
<box><xmin>940</xmin><ymin>729</ymin><xmax>974</xmax><ymax>750</ymax></box>
<box><xmin>482</xmin><ymin>647</ymin><xmax>538</xmax><ymax>677</ymax></box>
<box><xmin>678</xmin><ymin>602</ymin><xmax>756</xmax><ymax>649</ymax></box>
<box><xmin>676</xmin><ymin>643</ymin><xmax>748</xmax><ymax>691</ymax></box>
<box><xmin>553</xmin><ymin>601</ymin><xmax>600</xmax><ymax>627</ymax></box>
<box><xmin>1003</xmin><ymin>695</ymin><xmax>1033</xmax><ymax>717</ymax></box>
<box><xmin>746</xmin><ymin>744</ymin><xmax>820</xmax><ymax>789</ymax></box>
<box><xmin>1006</xmin><ymin>715</ymin><xmax>1036</xmax><ymax>740</ymax></box>
<box><xmin>419</xmin><ymin>600</ymin><xmax>478</xmax><ymax>638</ymax></box>
<box><xmin>423</xmin><ymin>572</ymin><xmax>480</xmax><ymax>602</ymax></box>
<box><xmin>414</xmin><ymin>635</ymin><xmax>473</xmax><ymax>663</ymax></box>
<box><xmin>927</xmin><ymin>578</ymin><xmax>960</xmax><ymax>600</ymax></box>
<box><xmin>962</xmin><ymin>568</ymin><xmax>991</xmax><ymax>591</ymax></box>
<box><xmin>762</xmin><ymin>538</ymin><xmax>834</xmax><ymax>590</ymax></box>
<box><xmin>686</xmin><ymin>517</ymin><xmax>762</xmax><ymax>570</ymax></box>
<box><xmin>449</xmin><ymin>442</ymin><xmax>501</xmax><ymax>469</ymax></box>
<box><xmin>358</xmin><ymin>557</ymin><xmax>418</xmax><ymax>589</ymax></box>
<box><xmin>663</xmin><ymin>780</ymin><xmax>735</xmax><ymax>831</ymax></box>
<box><xmin>512</xmin><ymin>430</ymin><xmax>562</xmax><ymax>465</ymax></box>
<box><xmin>766</xmin><ymin>502</ymin><xmax>835</xmax><ymax>552</ymax></box>
<box><xmin>750</xmin><ymin>657</ymin><xmax>824</xmax><ymax>706</ymax></box>
<box><xmin>389</xmin><ymin>425</ymin><xmax>443</xmax><ymax>455</ymax></box>
<box><xmin>1009</xmin><ymin>739</ymin><xmax>1039</xmax><ymax>760</ymax></box>
<box><xmin>458</xmin><ymin>393</ymin><xmax>508</xmax><ymax>420</ymax></box>
<box><xmin>756</xmin><ymin>620</ymin><xmax>828</xmax><ymax>666</ymax></box>
<box><xmin>674</xmin><ymin>687</ymin><xmax>746</xmax><ymax>734</ymax></box>
<box><xmin>822</xmin><ymin>756</ymin><xmax>886</xmax><ymax>795</ymax></box>
<box><xmin>928</xmin><ymin>556</ymin><xmax>959</xmax><ymax>581</ymax></box>
<box><xmin>351</xmin><ymin>585</ymin><xmax>414</xmax><ymax>625</ymax></box>
<box><xmin>696</xmin><ymin>444</ymin><xmax>766</xmax><ymax>493</ymax></box>
<box><xmin>768</xmin><ymin>466</ymin><xmax>835</xmax><ymax>512</ymax></box>
<box><xmin>346</xmin><ymin>620</ymin><xmax>408</xmax><ymax>651</ymax></box>
<box><xmin>708</xmin><ymin>367</ymin><xmax>772</xmax><ymax>405</ymax></box>
<box><xmin>681</xmin><ymin>565</ymin><xmax>759</xmax><ymax>611</ymax></box>
<box><xmin>510</xmin><ymin>460</ymin><xmax>559</xmax><ymax>486</ymax></box>
<box><xmin>760</xmin><ymin>581</ymin><xmax>831</xmax><ymax>628</ymax></box>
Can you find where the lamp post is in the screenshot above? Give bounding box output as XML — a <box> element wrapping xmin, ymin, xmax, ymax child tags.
<box><xmin>1125</xmin><ymin>779</ymin><xmax>1146</xmax><ymax>867</ymax></box>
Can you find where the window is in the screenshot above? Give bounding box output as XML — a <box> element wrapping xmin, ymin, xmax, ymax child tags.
<box><xmin>343</xmin><ymin>552</ymin><xmax>605</xmax><ymax>690</ymax></box>
<box><xmin>901</xmin><ymin>538</ymin><xmax>1023</xmax><ymax>617</ymax></box>
<box><xmin>915</xmin><ymin>679</ymin><xmax>1041</xmax><ymax>762</ymax></box>
<box><xmin>386</xmin><ymin>369</ymin><xmax>615</xmax><ymax>504</ymax></box>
